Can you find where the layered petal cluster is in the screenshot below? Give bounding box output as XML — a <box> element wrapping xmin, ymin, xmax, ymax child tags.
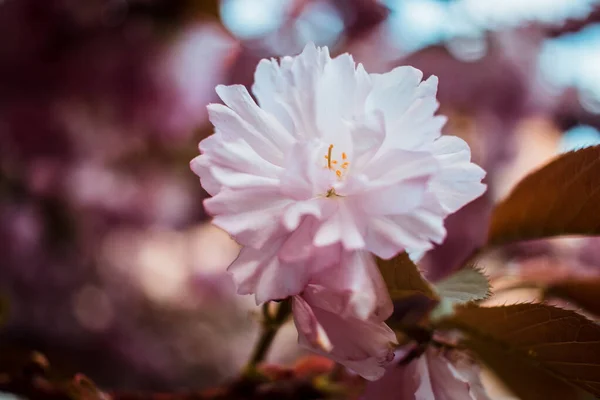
<box><xmin>191</xmin><ymin>43</ymin><xmax>486</xmax><ymax>381</ymax></box>
<box><xmin>292</xmin><ymin>252</ymin><xmax>397</xmax><ymax>380</ymax></box>
<box><xmin>191</xmin><ymin>43</ymin><xmax>486</xmax><ymax>303</ymax></box>
<box><xmin>362</xmin><ymin>348</ymin><xmax>490</xmax><ymax>400</ymax></box>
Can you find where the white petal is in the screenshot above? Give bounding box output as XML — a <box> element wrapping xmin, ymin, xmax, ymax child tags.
<box><xmin>228</xmin><ymin>242</ymin><xmax>309</xmax><ymax>303</ymax></box>
<box><xmin>279</xmin><ymin>140</ymin><xmax>333</xmax><ymax>200</ymax></box>
<box><xmin>282</xmin><ymin>199</ymin><xmax>332</xmax><ymax>231</ymax></box>
<box><xmin>316</xmin><ymin>53</ymin><xmax>359</xmax><ymax>139</ymax></box>
<box><xmin>215</xmin><ymin>84</ymin><xmax>295</xmax><ymax>151</ymax></box>
<box><xmin>252</xmin><ymin>43</ymin><xmax>331</xmax><ymax>140</ymax></box>
<box><xmin>314</xmin><ymin>202</ymin><xmax>366</xmax><ymax>250</ymax></box>
<box><xmin>430</xmin><ymin>136</ymin><xmax>487</xmax><ymax>213</ymax></box>
<box><xmin>206</xmin><ymin>188</ymin><xmax>290</xmax><ymax>248</ymax></box>
<box><xmin>357</xmin><ymin>177</ymin><xmax>430</xmax><ymax>216</ymax></box>
<box><xmin>190</xmin><ymin>155</ymin><xmax>220</xmax><ymax>196</ymax></box>
<box><xmin>255</xmin><ymin>256</ymin><xmax>308</xmax><ymax>303</ymax></box>
<box><xmin>360</xmin><ymin>149</ymin><xmax>438</xmax><ymax>187</ymax></box>
<box><xmin>199</xmin><ymin>132</ymin><xmax>282</xmax><ymax>180</ymax></box>
<box><xmin>367</xmin><ymin>66</ymin><xmax>423</xmax><ymax>121</ymax></box>
<box><xmin>365</xmin><ymin>216</ymin><xmax>434</xmax><ymax>259</ymax></box>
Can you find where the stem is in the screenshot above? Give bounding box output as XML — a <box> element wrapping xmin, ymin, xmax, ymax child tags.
<box><xmin>246</xmin><ymin>298</ymin><xmax>292</xmax><ymax>371</ymax></box>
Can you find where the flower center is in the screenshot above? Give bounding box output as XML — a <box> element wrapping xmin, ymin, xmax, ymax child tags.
<box><xmin>323</xmin><ymin>144</ymin><xmax>350</xmax><ymax>180</ymax></box>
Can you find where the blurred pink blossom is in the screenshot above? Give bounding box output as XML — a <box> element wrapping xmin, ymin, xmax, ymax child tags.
<box><xmin>158</xmin><ymin>21</ymin><xmax>240</xmax><ymax>137</ymax></box>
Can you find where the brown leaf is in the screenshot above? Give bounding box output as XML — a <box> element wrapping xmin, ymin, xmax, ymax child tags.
<box><xmin>441</xmin><ymin>304</ymin><xmax>600</xmax><ymax>399</ymax></box>
<box><xmin>545</xmin><ymin>277</ymin><xmax>600</xmax><ymax>317</ymax></box>
<box><xmin>377</xmin><ymin>253</ymin><xmax>438</xmax><ymax>328</ymax></box>
<box><xmin>488</xmin><ymin>146</ymin><xmax>600</xmax><ymax>246</ymax></box>
<box><xmin>376</xmin><ymin>253</ymin><xmax>437</xmax><ymax>300</ymax></box>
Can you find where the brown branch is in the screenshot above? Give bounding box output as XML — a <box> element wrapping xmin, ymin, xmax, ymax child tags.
<box><xmin>0</xmin><ymin>351</ymin><xmax>344</xmax><ymax>400</ymax></box>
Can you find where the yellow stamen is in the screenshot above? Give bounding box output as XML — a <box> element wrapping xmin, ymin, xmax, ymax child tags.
<box><xmin>327</xmin><ymin>144</ymin><xmax>334</xmax><ymax>169</ymax></box>
<box><xmin>342</xmin><ymin>162</ymin><xmax>349</xmax><ymax>169</ymax></box>
<box><xmin>342</xmin><ymin>152</ymin><xmax>347</xmax><ymax>160</ymax></box>
<box><xmin>336</xmin><ymin>170</ymin><xmax>342</xmax><ymax>178</ymax></box>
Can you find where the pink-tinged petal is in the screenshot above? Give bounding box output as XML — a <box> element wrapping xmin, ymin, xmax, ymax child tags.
<box><xmin>308</xmin><ymin>251</ymin><xmax>391</xmax><ymax>320</ymax></box>
<box><xmin>204</xmin><ymin>186</ymin><xmax>288</xmax><ymax>215</ymax></box>
<box><xmin>255</xmin><ymin>257</ymin><xmax>308</xmax><ymax>303</ymax></box>
<box><xmin>419</xmin><ymin>348</ymin><xmax>490</xmax><ymax>400</ymax></box>
<box><xmin>282</xmin><ymin>199</ymin><xmax>332</xmax><ymax>231</ymax></box>
<box><xmin>389</xmin><ymin>97</ymin><xmax>442</xmax><ymax>150</ymax></box>
<box><xmin>199</xmin><ymin>132</ymin><xmax>282</xmax><ymax>180</ymax></box>
<box><xmin>363</xmin><ymin>348</ymin><xmax>491</xmax><ymax>400</ymax></box>
<box><xmin>345</xmin><ymin>111</ymin><xmax>386</xmax><ymax>173</ymax></box>
<box><xmin>391</xmin><ymin>209</ymin><xmax>447</xmax><ymax>248</ymax></box>
<box><xmin>361</xmin><ymin>352</ymin><xmax>420</xmax><ymax>400</ymax></box>
<box><xmin>207</xmin><ymin>104</ymin><xmax>282</xmax><ymax>166</ymax></box>
<box><xmin>211</xmin><ymin>212</ymin><xmax>282</xmax><ymax>249</ymax></box>
<box><xmin>190</xmin><ymin>155</ymin><xmax>220</xmax><ymax>196</ymax></box>
<box><xmin>209</xmin><ymin>166</ymin><xmax>279</xmax><ymax>191</ymax></box>
<box><xmin>279</xmin><ymin>216</ymin><xmax>319</xmax><ymax>262</ymax></box>
<box><xmin>356</xmin><ymin>177</ymin><xmax>430</xmax><ymax>216</ymax></box>
<box><xmin>228</xmin><ymin>242</ymin><xmax>309</xmax><ymax>303</ymax></box>
<box><xmin>215</xmin><ymin>85</ymin><xmax>294</xmax><ymax>151</ymax></box>
<box><xmin>316</xmin><ymin>53</ymin><xmax>360</xmax><ymax>140</ymax></box>
<box><xmin>354</xmin><ymin>63</ymin><xmax>374</xmax><ymax>114</ymax></box>
<box><xmin>367</xmin><ymin>66</ymin><xmax>424</xmax><ymax>123</ymax></box>
<box><xmin>206</xmin><ymin>188</ymin><xmax>289</xmax><ymax>248</ymax></box>
<box><xmin>293</xmin><ymin>289</ymin><xmax>396</xmax><ymax>381</ymax></box>
<box><xmin>227</xmin><ymin>245</ymin><xmax>273</xmax><ymax>295</ymax></box>
<box><xmin>360</xmin><ymin>149</ymin><xmax>438</xmax><ymax>188</ymax></box>
<box><xmin>313</xmin><ymin>202</ymin><xmax>366</xmax><ymax>250</ymax></box>
<box><xmin>430</xmin><ymin>136</ymin><xmax>487</xmax><ymax>213</ymax></box>
<box><xmin>365</xmin><ymin>216</ymin><xmax>435</xmax><ymax>259</ymax></box>
<box><xmin>280</xmin><ymin>140</ymin><xmax>334</xmax><ymax>200</ymax></box>
<box><xmin>252</xmin><ymin>58</ymin><xmax>296</xmax><ymax>134</ymax></box>
<box><xmin>252</xmin><ymin>43</ymin><xmax>331</xmax><ymax>140</ymax></box>
<box><xmin>292</xmin><ymin>295</ymin><xmax>333</xmax><ymax>352</ymax></box>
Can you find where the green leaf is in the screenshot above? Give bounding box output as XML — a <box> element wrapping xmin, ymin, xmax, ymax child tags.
<box><xmin>545</xmin><ymin>277</ymin><xmax>600</xmax><ymax>318</ymax></box>
<box><xmin>435</xmin><ymin>266</ymin><xmax>490</xmax><ymax>304</ymax></box>
<box><xmin>488</xmin><ymin>146</ymin><xmax>600</xmax><ymax>246</ymax></box>
<box><xmin>430</xmin><ymin>266</ymin><xmax>490</xmax><ymax>321</ymax></box>
<box><xmin>440</xmin><ymin>304</ymin><xmax>600</xmax><ymax>399</ymax></box>
<box><xmin>376</xmin><ymin>252</ymin><xmax>437</xmax><ymax>301</ymax></box>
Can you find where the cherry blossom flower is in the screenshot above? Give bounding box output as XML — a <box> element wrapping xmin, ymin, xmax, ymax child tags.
<box><xmin>191</xmin><ymin>43</ymin><xmax>486</xmax><ymax>302</ymax></box>
<box><xmin>292</xmin><ymin>252</ymin><xmax>397</xmax><ymax>380</ymax></box>
<box><xmin>362</xmin><ymin>347</ymin><xmax>490</xmax><ymax>399</ymax></box>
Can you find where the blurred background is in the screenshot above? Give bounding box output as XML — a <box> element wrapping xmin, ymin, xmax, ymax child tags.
<box><xmin>2</xmin><ymin>0</ymin><xmax>600</xmax><ymax>393</ymax></box>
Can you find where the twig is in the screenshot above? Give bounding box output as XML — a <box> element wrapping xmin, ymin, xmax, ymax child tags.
<box><xmin>246</xmin><ymin>298</ymin><xmax>292</xmax><ymax>371</ymax></box>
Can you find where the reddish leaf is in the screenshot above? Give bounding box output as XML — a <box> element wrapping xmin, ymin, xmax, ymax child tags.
<box><xmin>377</xmin><ymin>253</ymin><xmax>438</xmax><ymax>328</ymax></box>
<box><xmin>377</xmin><ymin>253</ymin><xmax>437</xmax><ymax>301</ymax></box>
<box><xmin>488</xmin><ymin>146</ymin><xmax>600</xmax><ymax>246</ymax></box>
<box><xmin>442</xmin><ymin>304</ymin><xmax>600</xmax><ymax>399</ymax></box>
